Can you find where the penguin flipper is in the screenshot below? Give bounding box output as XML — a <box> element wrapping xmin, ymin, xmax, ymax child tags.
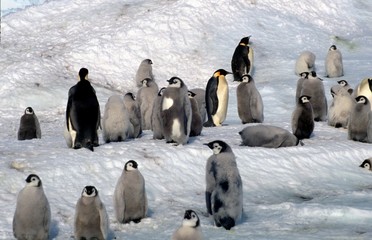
<box><xmin>206</xmin><ymin>77</ymin><xmax>219</xmax><ymax>116</ymax></box>
<box><xmin>114</xmin><ymin>182</ymin><xmax>126</xmax><ymax>223</ymax></box>
<box><xmin>97</xmin><ymin>200</ymin><xmax>109</xmax><ymax>239</ymax></box>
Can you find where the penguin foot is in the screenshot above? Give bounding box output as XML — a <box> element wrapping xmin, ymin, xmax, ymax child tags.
<box><xmin>73</xmin><ymin>143</ymin><xmax>82</xmax><ymax>149</ymax></box>
<box><xmin>203</xmin><ymin>120</ymin><xmax>216</xmax><ymax>127</ymax></box>
<box><xmin>85</xmin><ymin>142</ymin><xmax>94</xmax><ymax>152</ymax></box>
<box><xmin>132</xmin><ymin>219</ymin><xmax>141</xmax><ymax>224</ymax></box>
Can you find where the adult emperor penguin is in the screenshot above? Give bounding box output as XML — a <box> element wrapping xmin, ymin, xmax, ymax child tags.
<box><xmin>172</xmin><ymin>210</ymin><xmax>204</xmax><ymax>240</ymax></box>
<box><xmin>123</xmin><ymin>92</ymin><xmax>142</xmax><ymax>138</ymax></box>
<box><xmin>17</xmin><ymin>107</ymin><xmax>41</xmax><ymax>140</ymax></box>
<box><xmin>204</xmin><ymin>69</ymin><xmax>231</xmax><ymax>127</ymax></box>
<box><xmin>114</xmin><ymin>160</ymin><xmax>148</xmax><ymax>224</ymax></box>
<box><xmin>188</xmin><ymin>91</ymin><xmax>203</xmax><ymax>137</ymax></box>
<box><xmin>74</xmin><ymin>186</ymin><xmax>109</xmax><ymax>240</ymax></box>
<box><xmin>151</xmin><ymin>87</ymin><xmax>166</xmax><ymax>140</ymax></box>
<box><xmin>239</xmin><ymin>125</ymin><xmax>300</xmax><ymax>148</ymax></box>
<box><xmin>190</xmin><ymin>88</ymin><xmax>207</xmax><ymax>123</ymax></box>
<box><xmin>353</xmin><ymin>77</ymin><xmax>372</xmax><ymax>110</ymax></box>
<box><xmin>295</xmin><ymin>51</ymin><xmax>316</xmax><ymax>76</ymax></box>
<box><xmin>292</xmin><ymin>95</ymin><xmax>314</xmax><ymax>139</ymax></box>
<box><xmin>300</xmin><ymin>71</ymin><xmax>328</xmax><ymax>121</ymax></box>
<box><xmin>161</xmin><ymin>77</ymin><xmax>191</xmax><ymax>145</ymax></box>
<box><xmin>231</xmin><ymin>36</ymin><xmax>254</xmax><ymax>81</ymax></box>
<box><xmin>204</xmin><ymin>140</ymin><xmax>243</xmax><ymax>230</ymax></box>
<box><xmin>235</xmin><ymin>74</ymin><xmax>264</xmax><ymax>124</ymax></box>
<box><xmin>65</xmin><ymin>68</ymin><xmax>100</xmax><ymax>151</ymax></box>
<box><xmin>325</xmin><ymin>45</ymin><xmax>343</xmax><ymax>78</ymax></box>
<box><xmin>136</xmin><ymin>78</ymin><xmax>159</xmax><ymax>130</ymax></box>
<box><xmin>360</xmin><ymin>158</ymin><xmax>372</xmax><ymax>170</ymax></box>
<box><xmin>135</xmin><ymin>59</ymin><xmax>154</xmax><ymax>88</ymax></box>
<box><xmin>348</xmin><ymin>96</ymin><xmax>371</xmax><ymax>142</ymax></box>
<box><xmin>13</xmin><ymin>174</ymin><xmax>51</xmax><ymax>240</ymax></box>
<box><xmin>102</xmin><ymin>95</ymin><xmax>130</xmax><ymax>143</ymax></box>
<box><xmin>328</xmin><ymin>82</ymin><xmax>355</xmax><ymax>128</ymax></box>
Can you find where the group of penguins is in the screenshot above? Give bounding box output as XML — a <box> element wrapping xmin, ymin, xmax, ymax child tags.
<box><xmin>14</xmin><ymin>36</ymin><xmax>372</xmax><ymax>239</ymax></box>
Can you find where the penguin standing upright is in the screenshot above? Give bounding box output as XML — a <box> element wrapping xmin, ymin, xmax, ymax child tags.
<box><xmin>65</xmin><ymin>68</ymin><xmax>100</xmax><ymax>151</ymax></box>
<box><xmin>295</xmin><ymin>72</ymin><xmax>310</xmax><ymax>101</ymax></box>
<box><xmin>328</xmin><ymin>82</ymin><xmax>355</xmax><ymax>128</ymax></box>
<box><xmin>204</xmin><ymin>140</ymin><xmax>243</xmax><ymax>230</ymax></box>
<box><xmin>172</xmin><ymin>210</ymin><xmax>204</xmax><ymax>240</ymax></box>
<box><xmin>235</xmin><ymin>74</ymin><xmax>264</xmax><ymax>124</ymax></box>
<box><xmin>17</xmin><ymin>107</ymin><xmax>41</xmax><ymax>140</ymax></box>
<box><xmin>74</xmin><ymin>186</ymin><xmax>109</xmax><ymax>240</ymax></box>
<box><xmin>190</xmin><ymin>88</ymin><xmax>207</xmax><ymax>123</ymax></box>
<box><xmin>295</xmin><ymin>51</ymin><xmax>316</xmax><ymax>76</ymax></box>
<box><xmin>114</xmin><ymin>160</ymin><xmax>148</xmax><ymax>224</ymax></box>
<box><xmin>151</xmin><ymin>87</ymin><xmax>166</xmax><ymax>140</ymax></box>
<box><xmin>292</xmin><ymin>95</ymin><xmax>314</xmax><ymax>139</ymax></box>
<box><xmin>325</xmin><ymin>45</ymin><xmax>343</xmax><ymax>78</ymax></box>
<box><xmin>13</xmin><ymin>174</ymin><xmax>51</xmax><ymax>240</ymax></box>
<box><xmin>123</xmin><ymin>92</ymin><xmax>142</xmax><ymax>138</ymax></box>
<box><xmin>204</xmin><ymin>69</ymin><xmax>231</xmax><ymax>127</ymax></box>
<box><xmin>161</xmin><ymin>77</ymin><xmax>191</xmax><ymax>145</ymax></box>
<box><xmin>135</xmin><ymin>59</ymin><xmax>154</xmax><ymax>88</ymax></box>
<box><xmin>136</xmin><ymin>78</ymin><xmax>159</xmax><ymax>130</ymax></box>
<box><xmin>231</xmin><ymin>36</ymin><xmax>254</xmax><ymax>81</ymax></box>
<box><xmin>353</xmin><ymin>77</ymin><xmax>372</xmax><ymax>110</ymax></box>
<box><xmin>188</xmin><ymin>91</ymin><xmax>203</xmax><ymax>137</ymax></box>
<box><xmin>348</xmin><ymin>96</ymin><xmax>371</xmax><ymax>142</ymax></box>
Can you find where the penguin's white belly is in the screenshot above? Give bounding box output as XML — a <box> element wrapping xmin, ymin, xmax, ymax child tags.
<box><xmin>172</xmin><ymin>119</ymin><xmax>181</xmax><ymax>138</ymax></box>
<box><xmin>162</xmin><ymin>97</ymin><xmax>174</xmax><ymax>110</ymax></box>
<box><xmin>68</xmin><ymin>118</ymin><xmax>77</xmax><ymax>147</ymax></box>
<box><xmin>213</xmin><ymin>81</ymin><xmax>229</xmax><ymax>126</ymax></box>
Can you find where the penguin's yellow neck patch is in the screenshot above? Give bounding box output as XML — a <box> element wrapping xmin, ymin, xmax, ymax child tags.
<box><xmin>239</xmin><ymin>43</ymin><xmax>247</xmax><ymax>46</ymax></box>
<box><xmin>214</xmin><ymin>72</ymin><xmax>221</xmax><ymax>78</ymax></box>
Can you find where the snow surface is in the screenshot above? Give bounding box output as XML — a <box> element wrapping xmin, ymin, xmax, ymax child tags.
<box><xmin>1</xmin><ymin>0</ymin><xmax>372</xmax><ymax>239</ymax></box>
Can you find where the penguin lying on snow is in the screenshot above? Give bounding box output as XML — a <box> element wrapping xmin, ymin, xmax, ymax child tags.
<box><xmin>239</xmin><ymin>125</ymin><xmax>300</xmax><ymax>148</ymax></box>
<box><xmin>17</xmin><ymin>107</ymin><xmax>41</xmax><ymax>140</ymax></box>
<box><xmin>172</xmin><ymin>210</ymin><xmax>204</xmax><ymax>240</ymax></box>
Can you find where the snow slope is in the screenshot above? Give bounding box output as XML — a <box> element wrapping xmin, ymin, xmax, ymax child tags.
<box><xmin>1</xmin><ymin>0</ymin><xmax>372</xmax><ymax>239</ymax></box>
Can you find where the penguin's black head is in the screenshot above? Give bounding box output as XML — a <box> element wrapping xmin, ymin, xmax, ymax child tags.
<box><xmin>330</xmin><ymin>45</ymin><xmax>337</xmax><ymax>51</ymax></box>
<box><xmin>188</xmin><ymin>91</ymin><xmax>196</xmax><ymax>98</ymax></box>
<box><xmin>158</xmin><ymin>87</ymin><xmax>166</xmax><ymax>96</ymax></box>
<box><xmin>125</xmin><ymin>92</ymin><xmax>135</xmax><ymax>101</ymax></box>
<box><xmin>25</xmin><ymin>107</ymin><xmax>34</xmax><ymax>115</ymax></box>
<box><xmin>167</xmin><ymin>77</ymin><xmax>184</xmax><ymax>88</ymax></box>
<box><xmin>182</xmin><ymin>209</ymin><xmax>200</xmax><ymax>228</ymax></box>
<box><xmin>356</xmin><ymin>96</ymin><xmax>368</xmax><ymax>105</ymax></box>
<box><xmin>143</xmin><ymin>59</ymin><xmax>152</xmax><ymax>65</ymax></box>
<box><xmin>213</xmin><ymin>69</ymin><xmax>232</xmax><ymax>78</ymax></box>
<box><xmin>360</xmin><ymin>159</ymin><xmax>372</xmax><ymax>170</ymax></box>
<box><xmin>238</xmin><ymin>74</ymin><xmax>252</xmax><ymax>83</ymax></box>
<box><xmin>141</xmin><ymin>78</ymin><xmax>152</xmax><ymax>87</ymax></box>
<box><xmin>299</xmin><ymin>95</ymin><xmax>311</xmax><ymax>104</ymax></box>
<box><xmin>82</xmin><ymin>185</ymin><xmax>98</xmax><ymax>197</ymax></box>
<box><xmin>310</xmin><ymin>71</ymin><xmax>317</xmax><ymax>78</ymax></box>
<box><xmin>25</xmin><ymin>174</ymin><xmax>41</xmax><ymax>187</ymax></box>
<box><xmin>204</xmin><ymin>140</ymin><xmax>231</xmax><ymax>155</ymax></box>
<box><xmin>125</xmin><ymin>160</ymin><xmax>138</xmax><ymax>171</ymax></box>
<box><xmin>299</xmin><ymin>72</ymin><xmax>309</xmax><ymax>79</ymax></box>
<box><xmin>79</xmin><ymin>68</ymin><xmax>89</xmax><ymax>81</ymax></box>
<box><xmin>337</xmin><ymin>80</ymin><xmax>349</xmax><ymax>87</ymax></box>
<box><xmin>239</xmin><ymin>36</ymin><xmax>251</xmax><ymax>45</ymax></box>
<box><xmin>368</xmin><ymin>78</ymin><xmax>372</xmax><ymax>92</ymax></box>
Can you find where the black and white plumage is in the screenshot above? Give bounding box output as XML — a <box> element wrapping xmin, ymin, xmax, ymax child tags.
<box><xmin>17</xmin><ymin>107</ymin><xmax>41</xmax><ymax>140</ymax></box>
<box><xmin>74</xmin><ymin>186</ymin><xmax>109</xmax><ymax>240</ymax></box>
<box><xmin>292</xmin><ymin>95</ymin><xmax>314</xmax><ymax>139</ymax></box>
<box><xmin>348</xmin><ymin>96</ymin><xmax>372</xmax><ymax>142</ymax></box>
<box><xmin>204</xmin><ymin>140</ymin><xmax>243</xmax><ymax>230</ymax></box>
<box><xmin>295</xmin><ymin>51</ymin><xmax>316</xmax><ymax>76</ymax></box>
<box><xmin>135</xmin><ymin>59</ymin><xmax>154</xmax><ymax>88</ymax></box>
<box><xmin>328</xmin><ymin>82</ymin><xmax>355</xmax><ymax>128</ymax></box>
<box><xmin>325</xmin><ymin>45</ymin><xmax>343</xmax><ymax>78</ymax></box>
<box><xmin>151</xmin><ymin>87</ymin><xmax>166</xmax><ymax>140</ymax></box>
<box><xmin>136</xmin><ymin>78</ymin><xmax>159</xmax><ymax>130</ymax></box>
<box><xmin>13</xmin><ymin>174</ymin><xmax>51</xmax><ymax>240</ymax></box>
<box><xmin>65</xmin><ymin>68</ymin><xmax>100</xmax><ymax>151</ymax></box>
<box><xmin>353</xmin><ymin>77</ymin><xmax>372</xmax><ymax>111</ymax></box>
<box><xmin>360</xmin><ymin>159</ymin><xmax>372</xmax><ymax>171</ymax></box>
<box><xmin>188</xmin><ymin>91</ymin><xmax>203</xmax><ymax>137</ymax></box>
<box><xmin>235</xmin><ymin>74</ymin><xmax>264</xmax><ymax>124</ymax></box>
<box><xmin>123</xmin><ymin>92</ymin><xmax>142</xmax><ymax>138</ymax></box>
<box><xmin>114</xmin><ymin>160</ymin><xmax>148</xmax><ymax>224</ymax></box>
<box><xmin>231</xmin><ymin>36</ymin><xmax>254</xmax><ymax>81</ymax></box>
<box><xmin>239</xmin><ymin>125</ymin><xmax>300</xmax><ymax>148</ymax></box>
<box><xmin>295</xmin><ymin>72</ymin><xmax>310</xmax><ymax>101</ymax></box>
<box><xmin>190</xmin><ymin>88</ymin><xmax>207</xmax><ymax>123</ymax></box>
<box><xmin>171</xmin><ymin>210</ymin><xmax>204</xmax><ymax>240</ymax></box>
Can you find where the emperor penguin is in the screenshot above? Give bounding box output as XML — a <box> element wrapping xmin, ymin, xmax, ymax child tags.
<box><xmin>348</xmin><ymin>96</ymin><xmax>371</xmax><ymax>142</ymax></box>
<box><xmin>17</xmin><ymin>107</ymin><xmax>41</xmax><ymax>140</ymax></box>
<box><xmin>239</xmin><ymin>125</ymin><xmax>300</xmax><ymax>148</ymax></box>
<box><xmin>204</xmin><ymin>140</ymin><xmax>243</xmax><ymax>230</ymax></box>
<box><xmin>325</xmin><ymin>45</ymin><xmax>343</xmax><ymax>78</ymax></box>
<box><xmin>235</xmin><ymin>74</ymin><xmax>264</xmax><ymax>124</ymax></box>
<box><xmin>190</xmin><ymin>88</ymin><xmax>207</xmax><ymax>123</ymax></box>
<box><xmin>171</xmin><ymin>210</ymin><xmax>204</xmax><ymax>240</ymax></box>
<box><xmin>123</xmin><ymin>92</ymin><xmax>142</xmax><ymax>138</ymax></box>
<box><xmin>161</xmin><ymin>77</ymin><xmax>192</xmax><ymax>145</ymax></box>
<box><xmin>295</xmin><ymin>72</ymin><xmax>310</xmax><ymax>101</ymax></box>
<box><xmin>74</xmin><ymin>186</ymin><xmax>109</xmax><ymax>240</ymax></box>
<box><xmin>353</xmin><ymin>77</ymin><xmax>372</xmax><ymax>110</ymax></box>
<box><xmin>135</xmin><ymin>59</ymin><xmax>154</xmax><ymax>88</ymax></box>
<box><xmin>295</xmin><ymin>51</ymin><xmax>316</xmax><ymax>76</ymax></box>
<box><xmin>102</xmin><ymin>95</ymin><xmax>130</xmax><ymax>143</ymax></box>
<box><xmin>114</xmin><ymin>160</ymin><xmax>148</xmax><ymax>224</ymax></box>
<box><xmin>204</xmin><ymin>69</ymin><xmax>231</xmax><ymax>127</ymax></box>
<box><xmin>151</xmin><ymin>87</ymin><xmax>166</xmax><ymax>140</ymax></box>
<box><xmin>360</xmin><ymin>158</ymin><xmax>372</xmax><ymax>171</ymax></box>
<box><xmin>136</xmin><ymin>78</ymin><xmax>159</xmax><ymax>130</ymax></box>
<box><xmin>13</xmin><ymin>174</ymin><xmax>51</xmax><ymax>240</ymax></box>
<box><xmin>300</xmin><ymin>71</ymin><xmax>328</xmax><ymax>121</ymax></box>
<box><xmin>188</xmin><ymin>91</ymin><xmax>203</xmax><ymax>137</ymax></box>
<box><xmin>231</xmin><ymin>36</ymin><xmax>254</xmax><ymax>81</ymax></box>
<box><xmin>292</xmin><ymin>95</ymin><xmax>314</xmax><ymax>139</ymax></box>
<box><xmin>328</xmin><ymin>82</ymin><xmax>355</xmax><ymax>128</ymax></box>
<box><xmin>65</xmin><ymin>68</ymin><xmax>100</xmax><ymax>151</ymax></box>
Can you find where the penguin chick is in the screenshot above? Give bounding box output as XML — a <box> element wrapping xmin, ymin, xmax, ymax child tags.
<box><xmin>231</xmin><ymin>36</ymin><xmax>254</xmax><ymax>81</ymax></box>
<box><xmin>328</xmin><ymin>83</ymin><xmax>355</xmax><ymax>128</ymax></box>
<box><xmin>292</xmin><ymin>95</ymin><xmax>314</xmax><ymax>139</ymax></box>
<box><xmin>151</xmin><ymin>87</ymin><xmax>166</xmax><ymax>140</ymax></box>
<box><xmin>13</xmin><ymin>174</ymin><xmax>51</xmax><ymax>240</ymax></box>
<box><xmin>114</xmin><ymin>160</ymin><xmax>148</xmax><ymax>224</ymax></box>
<box><xmin>295</xmin><ymin>51</ymin><xmax>316</xmax><ymax>76</ymax></box>
<box><xmin>295</xmin><ymin>72</ymin><xmax>310</xmax><ymax>101</ymax></box>
<box><xmin>188</xmin><ymin>91</ymin><xmax>203</xmax><ymax>137</ymax></box>
<box><xmin>171</xmin><ymin>210</ymin><xmax>204</xmax><ymax>240</ymax></box>
<box><xmin>74</xmin><ymin>186</ymin><xmax>109</xmax><ymax>240</ymax></box>
<box><xmin>17</xmin><ymin>107</ymin><xmax>41</xmax><ymax>140</ymax></box>
<box><xmin>135</xmin><ymin>59</ymin><xmax>154</xmax><ymax>88</ymax></box>
<box><xmin>123</xmin><ymin>92</ymin><xmax>142</xmax><ymax>138</ymax></box>
<box><xmin>348</xmin><ymin>96</ymin><xmax>371</xmax><ymax>142</ymax></box>
<box><xmin>360</xmin><ymin>159</ymin><xmax>372</xmax><ymax>171</ymax></box>
<box><xmin>353</xmin><ymin>77</ymin><xmax>372</xmax><ymax>111</ymax></box>
<box><xmin>190</xmin><ymin>88</ymin><xmax>207</xmax><ymax>123</ymax></box>
<box><xmin>137</xmin><ymin>78</ymin><xmax>159</xmax><ymax>130</ymax></box>
<box><xmin>325</xmin><ymin>45</ymin><xmax>343</xmax><ymax>78</ymax></box>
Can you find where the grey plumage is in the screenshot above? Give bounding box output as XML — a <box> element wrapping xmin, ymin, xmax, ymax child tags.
<box><xmin>360</xmin><ymin>158</ymin><xmax>372</xmax><ymax>170</ymax></box>
<box><xmin>151</xmin><ymin>87</ymin><xmax>166</xmax><ymax>140</ymax></box>
<box><xmin>235</xmin><ymin>74</ymin><xmax>264</xmax><ymax>124</ymax></box>
<box><xmin>190</xmin><ymin>88</ymin><xmax>207</xmax><ymax>123</ymax></box>
<box><xmin>239</xmin><ymin>125</ymin><xmax>299</xmax><ymax>148</ymax></box>
<box><xmin>17</xmin><ymin>107</ymin><xmax>41</xmax><ymax>140</ymax></box>
<box><xmin>295</xmin><ymin>72</ymin><xmax>310</xmax><ymax>101</ymax></box>
<box><xmin>325</xmin><ymin>45</ymin><xmax>343</xmax><ymax>78</ymax></box>
<box><xmin>114</xmin><ymin>160</ymin><xmax>147</xmax><ymax>224</ymax></box>
<box><xmin>172</xmin><ymin>210</ymin><xmax>204</xmax><ymax>240</ymax></box>
<box><xmin>13</xmin><ymin>174</ymin><xmax>51</xmax><ymax>240</ymax></box>
<box><xmin>188</xmin><ymin>91</ymin><xmax>203</xmax><ymax>137</ymax></box>
<box><xmin>204</xmin><ymin>140</ymin><xmax>243</xmax><ymax>230</ymax></box>
<box><xmin>348</xmin><ymin>96</ymin><xmax>371</xmax><ymax>142</ymax></box>
<box><xmin>137</xmin><ymin>78</ymin><xmax>159</xmax><ymax>130</ymax></box>
<box><xmin>74</xmin><ymin>186</ymin><xmax>109</xmax><ymax>240</ymax></box>
<box><xmin>102</xmin><ymin>95</ymin><xmax>130</xmax><ymax>143</ymax></box>
<box><xmin>292</xmin><ymin>95</ymin><xmax>314</xmax><ymax>139</ymax></box>
<box><xmin>328</xmin><ymin>82</ymin><xmax>355</xmax><ymax>128</ymax></box>
<box><xmin>123</xmin><ymin>92</ymin><xmax>142</xmax><ymax>138</ymax></box>
<box><xmin>295</xmin><ymin>51</ymin><xmax>316</xmax><ymax>76</ymax></box>
<box><xmin>161</xmin><ymin>77</ymin><xmax>191</xmax><ymax>145</ymax></box>
<box><xmin>135</xmin><ymin>59</ymin><xmax>154</xmax><ymax>88</ymax></box>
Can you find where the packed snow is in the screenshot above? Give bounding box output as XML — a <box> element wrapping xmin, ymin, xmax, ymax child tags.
<box><xmin>1</xmin><ymin>0</ymin><xmax>372</xmax><ymax>239</ymax></box>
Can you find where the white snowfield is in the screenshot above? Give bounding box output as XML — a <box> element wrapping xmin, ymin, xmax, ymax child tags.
<box><xmin>1</xmin><ymin>0</ymin><xmax>372</xmax><ymax>239</ymax></box>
